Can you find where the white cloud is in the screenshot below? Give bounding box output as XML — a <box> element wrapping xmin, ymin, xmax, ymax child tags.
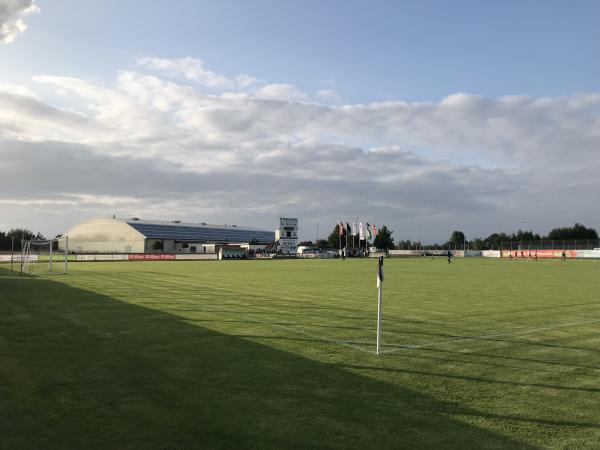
<box><xmin>0</xmin><ymin>58</ymin><xmax>599</xmax><ymax>240</ymax></box>
<box><xmin>137</xmin><ymin>56</ymin><xmax>234</xmax><ymax>89</ymax></box>
<box><xmin>316</xmin><ymin>89</ymin><xmax>340</xmax><ymax>103</ymax></box>
<box><xmin>252</xmin><ymin>83</ymin><xmax>308</xmax><ymax>102</ymax></box>
<box><xmin>235</xmin><ymin>74</ymin><xmax>262</xmax><ymax>89</ymax></box>
<box><xmin>0</xmin><ymin>83</ymin><xmax>39</xmax><ymax>98</ymax></box>
<box><xmin>0</xmin><ymin>0</ymin><xmax>38</xmax><ymax>43</ymax></box>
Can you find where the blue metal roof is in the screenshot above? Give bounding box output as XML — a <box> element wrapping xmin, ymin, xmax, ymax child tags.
<box><xmin>126</xmin><ymin>220</ymin><xmax>274</xmax><ymax>243</ymax></box>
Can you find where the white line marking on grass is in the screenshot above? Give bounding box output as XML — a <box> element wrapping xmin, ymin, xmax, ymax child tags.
<box><xmin>155</xmin><ymin>284</ymin><xmax>377</xmax><ymax>355</ymax></box>
<box><xmin>381</xmin><ymin>318</ymin><xmax>600</xmax><ymax>355</ymax></box>
<box><xmin>264</xmin><ymin>321</ymin><xmax>375</xmax><ymax>354</ymax></box>
<box><xmin>200</xmin><ymin>311</ymin><xmax>375</xmax><ymax>354</ymax></box>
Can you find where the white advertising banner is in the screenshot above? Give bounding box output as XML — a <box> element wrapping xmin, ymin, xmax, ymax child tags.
<box><xmin>388</xmin><ymin>250</ymin><xmax>421</xmax><ymax>256</ymax></box>
<box><xmin>0</xmin><ymin>254</ymin><xmax>38</xmax><ymax>262</ymax></box>
<box><xmin>76</xmin><ymin>254</ymin><xmax>129</xmax><ymax>261</ymax></box>
<box><xmin>576</xmin><ymin>249</ymin><xmax>600</xmax><ymax>259</ymax></box>
<box><xmin>175</xmin><ymin>254</ymin><xmax>218</xmax><ymax>260</ymax></box>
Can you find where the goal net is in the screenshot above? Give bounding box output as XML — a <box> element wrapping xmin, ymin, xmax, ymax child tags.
<box><xmin>21</xmin><ymin>236</ymin><xmax>69</xmax><ymax>275</ymax></box>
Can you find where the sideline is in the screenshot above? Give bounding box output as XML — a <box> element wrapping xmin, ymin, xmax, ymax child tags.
<box><xmin>381</xmin><ymin>317</ymin><xmax>600</xmax><ymax>355</ymax></box>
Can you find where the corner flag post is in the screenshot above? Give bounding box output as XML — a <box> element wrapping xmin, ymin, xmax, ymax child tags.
<box><xmin>376</xmin><ymin>256</ymin><xmax>384</xmax><ymax>355</ymax></box>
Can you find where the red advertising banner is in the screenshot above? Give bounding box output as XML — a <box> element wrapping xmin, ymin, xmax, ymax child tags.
<box><xmin>501</xmin><ymin>250</ymin><xmax>577</xmax><ymax>259</ymax></box>
<box><xmin>128</xmin><ymin>253</ymin><xmax>176</xmax><ymax>261</ymax></box>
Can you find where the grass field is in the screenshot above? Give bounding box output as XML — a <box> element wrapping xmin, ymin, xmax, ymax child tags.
<box><xmin>1</xmin><ymin>258</ymin><xmax>600</xmax><ymax>449</ymax></box>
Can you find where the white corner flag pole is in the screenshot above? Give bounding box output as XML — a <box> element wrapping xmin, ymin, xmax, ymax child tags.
<box><xmin>376</xmin><ymin>256</ymin><xmax>384</xmax><ymax>355</ymax></box>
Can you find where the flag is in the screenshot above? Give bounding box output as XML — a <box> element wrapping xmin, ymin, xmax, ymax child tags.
<box><xmin>352</xmin><ymin>221</ymin><xmax>356</xmax><ymax>236</ymax></box>
<box><xmin>377</xmin><ymin>256</ymin><xmax>384</xmax><ymax>288</ymax></box>
<box><xmin>373</xmin><ymin>223</ymin><xmax>378</xmax><ymax>237</ymax></box>
<box><xmin>338</xmin><ymin>221</ymin><xmax>346</xmax><ymax>236</ymax></box>
<box><xmin>359</xmin><ymin>222</ymin><xmax>365</xmax><ymax>240</ymax></box>
<box><xmin>366</xmin><ymin>223</ymin><xmax>373</xmax><ymax>240</ymax></box>
<box><xmin>346</xmin><ymin>222</ymin><xmax>352</xmax><ymax>235</ymax></box>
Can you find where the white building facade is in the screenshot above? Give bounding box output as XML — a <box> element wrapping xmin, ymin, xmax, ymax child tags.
<box><xmin>275</xmin><ymin>217</ymin><xmax>298</xmax><ymax>254</ymax></box>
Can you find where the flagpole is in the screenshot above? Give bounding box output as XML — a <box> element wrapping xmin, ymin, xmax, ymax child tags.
<box><xmin>338</xmin><ymin>221</ymin><xmax>342</xmax><ymax>258</ymax></box>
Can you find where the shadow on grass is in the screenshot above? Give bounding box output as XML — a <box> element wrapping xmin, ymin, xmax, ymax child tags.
<box><xmin>0</xmin><ymin>268</ymin><xmax>537</xmax><ymax>450</ymax></box>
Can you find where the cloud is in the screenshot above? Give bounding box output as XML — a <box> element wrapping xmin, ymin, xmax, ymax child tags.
<box><xmin>0</xmin><ymin>83</ymin><xmax>39</xmax><ymax>99</ymax></box>
<box><xmin>252</xmin><ymin>83</ymin><xmax>308</xmax><ymax>102</ymax></box>
<box><xmin>316</xmin><ymin>89</ymin><xmax>340</xmax><ymax>103</ymax></box>
<box><xmin>137</xmin><ymin>56</ymin><xmax>234</xmax><ymax>89</ymax></box>
<box><xmin>235</xmin><ymin>74</ymin><xmax>262</xmax><ymax>89</ymax></box>
<box><xmin>0</xmin><ymin>0</ymin><xmax>38</xmax><ymax>43</ymax></box>
<box><xmin>0</xmin><ymin>58</ymin><xmax>599</xmax><ymax>240</ymax></box>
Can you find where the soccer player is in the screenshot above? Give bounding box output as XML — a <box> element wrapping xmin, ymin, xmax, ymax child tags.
<box><xmin>447</xmin><ymin>249</ymin><xmax>452</xmax><ymax>263</ymax></box>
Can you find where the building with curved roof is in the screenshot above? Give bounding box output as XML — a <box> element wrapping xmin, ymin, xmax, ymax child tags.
<box><xmin>65</xmin><ymin>217</ymin><xmax>275</xmax><ymax>253</ymax></box>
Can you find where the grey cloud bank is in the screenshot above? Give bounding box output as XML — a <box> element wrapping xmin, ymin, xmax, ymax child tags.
<box><xmin>0</xmin><ymin>57</ymin><xmax>598</xmax><ymax>242</ymax></box>
<box><xmin>0</xmin><ymin>0</ymin><xmax>38</xmax><ymax>43</ymax></box>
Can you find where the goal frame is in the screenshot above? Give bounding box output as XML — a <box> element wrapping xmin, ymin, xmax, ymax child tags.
<box><xmin>21</xmin><ymin>236</ymin><xmax>69</xmax><ymax>275</ymax></box>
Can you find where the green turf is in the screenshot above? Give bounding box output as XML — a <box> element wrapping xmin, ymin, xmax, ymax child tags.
<box><xmin>1</xmin><ymin>258</ymin><xmax>599</xmax><ymax>449</ymax></box>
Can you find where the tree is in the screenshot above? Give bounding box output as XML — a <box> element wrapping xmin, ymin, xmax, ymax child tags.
<box><xmin>327</xmin><ymin>224</ymin><xmax>344</xmax><ymax>249</ymax></box>
<box><xmin>373</xmin><ymin>225</ymin><xmax>394</xmax><ymax>250</ymax></box>
<box><xmin>152</xmin><ymin>240</ymin><xmax>163</xmax><ymax>252</ymax></box>
<box><xmin>1</xmin><ymin>228</ymin><xmax>37</xmax><ymax>251</ymax></box>
<box><xmin>316</xmin><ymin>239</ymin><xmax>329</xmax><ymax>250</ymax></box>
<box><xmin>484</xmin><ymin>232</ymin><xmax>511</xmax><ymax>250</ymax></box>
<box><xmin>449</xmin><ymin>231</ymin><xmax>465</xmax><ymax>248</ymax></box>
<box><xmin>396</xmin><ymin>239</ymin><xmax>413</xmax><ymax>250</ymax></box>
<box><xmin>511</xmin><ymin>230</ymin><xmax>539</xmax><ymax>241</ymax></box>
<box><xmin>546</xmin><ymin>223</ymin><xmax>598</xmax><ymax>240</ymax></box>
<box><xmin>471</xmin><ymin>238</ymin><xmax>485</xmax><ymax>250</ymax></box>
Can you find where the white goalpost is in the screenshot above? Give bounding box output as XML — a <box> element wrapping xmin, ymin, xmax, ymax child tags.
<box><xmin>21</xmin><ymin>236</ymin><xmax>69</xmax><ymax>275</ymax></box>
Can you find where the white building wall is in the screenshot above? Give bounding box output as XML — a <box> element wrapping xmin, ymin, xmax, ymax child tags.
<box><xmin>65</xmin><ymin>217</ymin><xmax>145</xmax><ymax>253</ymax></box>
<box><xmin>277</xmin><ymin>217</ymin><xmax>298</xmax><ymax>254</ymax></box>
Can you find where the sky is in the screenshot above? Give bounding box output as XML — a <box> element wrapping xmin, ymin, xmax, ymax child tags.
<box><xmin>1</xmin><ymin>0</ymin><xmax>599</xmax><ymax>243</ymax></box>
